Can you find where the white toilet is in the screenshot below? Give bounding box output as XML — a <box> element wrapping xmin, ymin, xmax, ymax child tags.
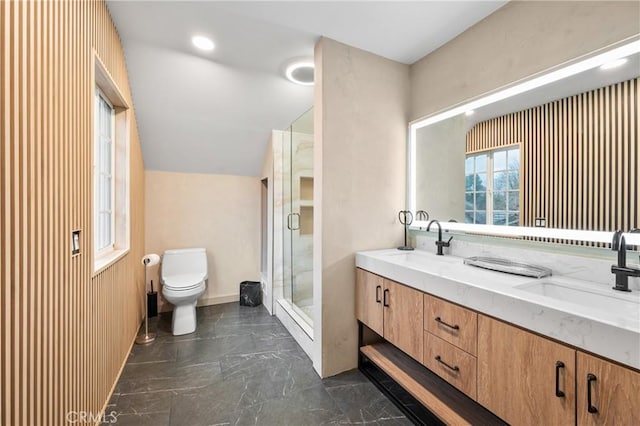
<box><xmin>160</xmin><ymin>248</ymin><xmax>208</xmax><ymax>335</ymax></box>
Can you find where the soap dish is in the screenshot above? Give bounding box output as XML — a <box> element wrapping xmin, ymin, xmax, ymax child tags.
<box><xmin>463</xmin><ymin>256</ymin><xmax>552</xmax><ymax>278</ymax></box>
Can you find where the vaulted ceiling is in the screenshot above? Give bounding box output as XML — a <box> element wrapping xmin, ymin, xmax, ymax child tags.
<box><xmin>107</xmin><ymin>1</ymin><xmax>507</xmax><ymax>176</ymax></box>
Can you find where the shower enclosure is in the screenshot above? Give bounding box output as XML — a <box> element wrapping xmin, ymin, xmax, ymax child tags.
<box><xmin>282</xmin><ymin>108</ymin><xmax>314</xmax><ymax>330</ymax></box>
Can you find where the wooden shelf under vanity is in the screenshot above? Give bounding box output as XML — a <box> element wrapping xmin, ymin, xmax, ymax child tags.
<box><xmin>359</xmin><ymin>342</ymin><xmax>506</xmax><ymax>426</ymax></box>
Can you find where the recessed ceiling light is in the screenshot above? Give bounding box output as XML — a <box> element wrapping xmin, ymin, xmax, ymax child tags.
<box><xmin>465</xmin><ymin>110</ymin><xmax>475</xmax><ymax>116</ymax></box>
<box><xmin>600</xmin><ymin>57</ymin><xmax>628</xmax><ymax>70</ymax></box>
<box><xmin>285</xmin><ymin>61</ymin><xmax>314</xmax><ymax>86</ymax></box>
<box><xmin>192</xmin><ymin>35</ymin><xmax>214</xmax><ymax>51</ymax></box>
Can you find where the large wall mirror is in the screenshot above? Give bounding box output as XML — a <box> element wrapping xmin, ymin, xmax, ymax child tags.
<box><xmin>409</xmin><ymin>38</ymin><xmax>640</xmax><ymax>245</ymax></box>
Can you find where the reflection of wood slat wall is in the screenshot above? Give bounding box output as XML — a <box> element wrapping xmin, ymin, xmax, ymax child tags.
<box><xmin>467</xmin><ymin>78</ymin><xmax>639</xmax><ymax>234</ymax></box>
<box><xmin>1</xmin><ymin>1</ymin><xmax>145</xmax><ymax>425</ymax></box>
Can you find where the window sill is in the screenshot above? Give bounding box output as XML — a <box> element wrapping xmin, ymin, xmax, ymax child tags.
<box><xmin>93</xmin><ymin>248</ymin><xmax>130</xmax><ymax>277</ymax></box>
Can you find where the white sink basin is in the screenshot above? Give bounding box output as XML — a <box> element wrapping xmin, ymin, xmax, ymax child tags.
<box><xmin>516</xmin><ymin>279</ymin><xmax>640</xmax><ymax>314</ymax></box>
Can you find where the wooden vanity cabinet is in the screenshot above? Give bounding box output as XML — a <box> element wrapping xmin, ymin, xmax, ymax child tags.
<box><xmin>477</xmin><ymin>315</ymin><xmax>576</xmax><ymax>426</ymax></box>
<box><xmin>355</xmin><ymin>268</ymin><xmax>423</xmax><ymax>361</ymax></box>
<box><xmin>577</xmin><ymin>351</ymin><xmax>640</xmax><ymax>426</ymax></box>
<box><xmin>357</xmin><ymin>267</ymin><xmax>640</xmax><ymax>425</ymax></box>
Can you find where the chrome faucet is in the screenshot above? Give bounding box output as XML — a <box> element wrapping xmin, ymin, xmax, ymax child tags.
<box><xmin>611</xmin><ymin>230</ymin><xmax>640</xmax><ymax>292</ymax></box>
<box><xmin>426</xmin><ymin>220</ymin><xmax>453</xmax><ymax>256</ymax></box>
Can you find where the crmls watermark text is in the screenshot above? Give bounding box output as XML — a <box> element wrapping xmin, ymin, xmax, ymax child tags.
<box><xmin>66</xmin><ymin>410</ymin><xmax>117</xmax><ymax>424</ymax></box>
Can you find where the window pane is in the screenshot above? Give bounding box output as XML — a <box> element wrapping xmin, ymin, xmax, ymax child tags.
<box><xmin>465</xmin><ymin>192</ymin><xmax>474</xmax><ymax>210</ymax></box>
<box><xmin>508</xmin><ymin>213</ymin><xmax>519</xmax><ymax>226</ymax></box>
<box><xmin>106</xmin><ymin>176</ymin><xmax>112</xmax><ymax>210</ymax></box>
<box><xmin>475</xmin><ymin>155</ymin><xmax>487</xmax><ymax>173</ymax></box>
<box><xmin>493</xmin><ymin>212</ymin><xmax>506</xmax><ymax>225</ymax></box>
<box><xmin>476</xmin><ymin>173</ymin><xmax>487</xmax><ymax>191</ymax></box>
<box><xmin>465</xmin><ymin>212</ymin><xmax>474</xmax><ymax>224</ymax></box>
<box><xmin>494</xmin><ymin>172</ymin><xmax>507</xmax><ymax>191</ymax></box>
<box><xmin>476</xmin><ymin>191</ymin><xmax>486</xmax><ymax>210</ymax></box>
<box><xmin>465</xmin><ymin>157</ymin><xmax>474</xmax><ymax>174</ymax></box>
<box><xmin>508</xmin><ymin>191</ymin><xmax>519</xmax><ymax>211</ymax></box>
<box><xmin>508</xmin><ymin>148</ymin><xmax>520</xmax><ymax>170</ymax></box>
<box><xmin>508</xmin><ymin>171</ymin><xmax>519</xmax><ymax>190</ymax></box>
<box><xmin>475</xmin><ymin>211</ymin><xmax>486</xmax><ymax>224</ymax></box>
<box><xmin>493</xmin><ymin>191</ymin><xmax>506</xmax><ymax>210</ymax></box>
<box><xmin>494</xmin><ymin>150</ymin><xmax>506</xmax><ymax>171</ymax></box>
<box><xmin>465</xmin><ymin>175</ymin><xmax>474</xmax><ymax>191</ymax></box>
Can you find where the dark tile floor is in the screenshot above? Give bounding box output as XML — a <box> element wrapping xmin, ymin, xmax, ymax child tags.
<box><xmin>105</xmin><ymin>303</ymin><xmax>412</xmax><ymax>426</ymax></box>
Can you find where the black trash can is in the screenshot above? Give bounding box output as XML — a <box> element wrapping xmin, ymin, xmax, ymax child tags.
<box><xmin>239</xmin><ymin>281</ymin><xmax>262</xmax><ymax>307</ymax></box>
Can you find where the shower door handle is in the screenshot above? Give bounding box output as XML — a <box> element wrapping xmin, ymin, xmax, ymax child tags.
<box><xmin>291</xmin><ymin>213</ymin><xmax>300</xmax><ymax>230</ymax></box>
<box><xmin>287</xmin><ymin>213</ymin><xmax>292</xmax><ymax>230</ymax></box>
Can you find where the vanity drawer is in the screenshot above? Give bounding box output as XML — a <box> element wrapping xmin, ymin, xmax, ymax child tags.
<box><xmin>423</xmin><ymin>332</ymin><xmax>477</xmax><ymax>400</ymax></box>
<box><xmin>424</xmin><ymin>294</ymin><xmax>477</xmax><ymax>356</ymax></box>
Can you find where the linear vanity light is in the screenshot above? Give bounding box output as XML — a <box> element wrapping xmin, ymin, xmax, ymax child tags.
<box><xmin>600</xmin><ymin>58</ymin><xmax>628</xmax><ymax>70</ymax></box>
<box><xmin>411</xmin><ymin>39</ymin><xmax>640</xmax><ymax>130</ymax></box>
<box><xmin>408</xmin><ymin>37</ymin><xmax>640</xmax><ymax>246</ymax></box>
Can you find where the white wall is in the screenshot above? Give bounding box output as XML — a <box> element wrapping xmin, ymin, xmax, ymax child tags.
<box><xmin>145</xmin><ymin>170</ymin><xmax>261</xmax><ymax>311</ymax></box>
<box><xmin>315</xmin><ymin>37</ymin><xmax>410</xmax><ymax>377</ymax></box>
<box><xmin>410</xmin><ymin>1</ymin><xmax>640</xmax><ymax>120</ymax></box>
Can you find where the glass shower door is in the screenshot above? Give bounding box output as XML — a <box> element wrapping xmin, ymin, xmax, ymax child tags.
<box><xmin>283</xmin><ymin>108</ymin><xmax>314</xmax><ymax>329</ymax></box>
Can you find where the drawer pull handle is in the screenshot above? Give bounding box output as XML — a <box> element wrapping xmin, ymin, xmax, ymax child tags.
<box><xmin>555</xmin><ymin>361</ymin><xmax>565</xmax><ymax>397</ymax></box>
<box><xmin>435</xmin><ymin>355</ymin><xmax>459</xmax><ymax>372</ymax></box>
<box><xmin>375</xmin><ymin>285</ymin><xmax>381</xmax><ymax>303</ymax></box>
<box><xmin>435</xmin><ymin>317</ymin><xmax>460</xmax><ymax>330</ymax></box>
<box><xmin>587</xmin><ymin>373</ymin><xmax>598</xmax><ymax>414</ymax></box>
<box><xmin>383</xmin><ymin>289</ymin><xmax>390</xmax><ymax>307</ymax></box>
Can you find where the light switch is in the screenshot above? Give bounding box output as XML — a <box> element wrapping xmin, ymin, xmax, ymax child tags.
<box><xmin>72</xmin><ymin>230</ymin><xmax>81</xmax><ymax>255</ymax></box>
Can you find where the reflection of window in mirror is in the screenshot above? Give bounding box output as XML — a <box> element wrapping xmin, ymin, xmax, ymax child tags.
<box><xmin>465</xmin><ymin>147</ymin><xmax>520</xmax><ymax>226</ymax></box>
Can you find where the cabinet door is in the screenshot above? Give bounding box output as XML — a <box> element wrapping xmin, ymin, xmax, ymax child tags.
<box><xmin>383</xmin><ymin>279</ymin><xmax>424</xmax><ymax>362</ymax></box>
<box><xmin>355</xmin><ymin>268</ymin><xmax>384</xmax><ymax>336</ymax></box>
<box><xmin>477</xmin><ymin>315</ymin><xmax>575</xmax><ymax>426</ymax></box>
<box><xmin>577</xmin><ymin>351</ymin><xmax>640</xmax><ymax>425</ymax></box>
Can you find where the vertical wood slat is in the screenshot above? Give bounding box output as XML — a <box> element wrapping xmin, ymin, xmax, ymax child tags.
<box><xmin>1</xmin><ymin>0</ymin><xmax>145</xmax><ymax>424</ymax></box>
<box><xmin>466</xmin><ymin>78</ymin><xmax>639</xmax><ymax>237</ymax></box>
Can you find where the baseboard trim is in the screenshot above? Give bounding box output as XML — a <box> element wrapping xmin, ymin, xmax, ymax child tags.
<box><xmin>198</xmin><ymin>293</ymin><xmax>239</xmax><ymax>306</ymax></box>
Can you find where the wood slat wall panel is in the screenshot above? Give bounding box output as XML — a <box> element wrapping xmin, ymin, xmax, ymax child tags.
<box><xmin>466</xmin><ymin>78</ymin><xmax>639</xmax><ymax>236</ymax></box>
<box><xmin>1</xmin><ymin>0</ymin><xmax>145</xmax><ymax>424</ymax></box>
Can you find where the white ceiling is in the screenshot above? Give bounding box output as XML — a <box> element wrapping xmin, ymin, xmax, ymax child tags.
<box><xmin>107</xmin><ymin>1</ymin><xmax>507</xmax><ymax>176</ymax></box>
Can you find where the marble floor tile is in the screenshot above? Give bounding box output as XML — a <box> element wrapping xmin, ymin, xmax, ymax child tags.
<box><xmin>107</xmin><ymin>303</ymin><xmax>411</xmax><ymax>426</ymax></box>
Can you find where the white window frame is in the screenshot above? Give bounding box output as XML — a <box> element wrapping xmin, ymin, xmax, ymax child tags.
<box><xmin>93</xmin><ymin>53</ymin><xmax>131</xmax><ymax>274</ymax></box>
<box><xmin>465</xmin><ymin>146</ymin><xmax>520</xmax><ymax>226</ymax></box>
<box><xmin>94</xmin><ymin>87</ymin><xmax>116</xmax><ymax>256</ymax></box>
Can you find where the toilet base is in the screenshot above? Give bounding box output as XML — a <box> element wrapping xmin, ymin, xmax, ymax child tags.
<box><xmin>171</xmin><ymin>301</ymin><xmax>198</xmax><ymax>335</ymax></box>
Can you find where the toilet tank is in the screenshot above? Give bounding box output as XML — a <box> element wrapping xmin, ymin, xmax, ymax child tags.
<box><xmin>161</xmin><ymin>248</ymin><xmax>208</xmax><ymax>279</ymax></box>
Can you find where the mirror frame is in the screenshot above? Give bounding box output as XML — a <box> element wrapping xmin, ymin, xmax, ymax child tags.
<box><xmin>408</xmin><ymin>37</ymin><xmax>640</xmax><ymax>245</ymax></box>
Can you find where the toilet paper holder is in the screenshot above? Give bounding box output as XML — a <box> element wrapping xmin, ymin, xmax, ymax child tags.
<box><xmin>136</xmin><ymin>254</ymin><xmax>159</xmax><ymax>345</ymax></box>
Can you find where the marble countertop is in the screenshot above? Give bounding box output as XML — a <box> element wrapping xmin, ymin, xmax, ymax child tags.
<box><xmin>356</xmin><ymin>249</ymin><xmax>640</xmax><ymax>370</ymax></box>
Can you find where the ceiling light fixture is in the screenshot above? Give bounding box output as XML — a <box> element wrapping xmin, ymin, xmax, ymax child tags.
<box><xmin>600</xmin><ymin>57</ymin><xmax>628</xmax><ymax>70</ymax></box>
<box><xmin>285</xmin><ymin>61</ymin><xmax>314</xmax><ymax>86</ymax></box>
<box><xmin>465</xmin><ymin>110</ymin><xmax>475</xmax><ymax>116</ymax></box>
<box><xmin>192</xmin><ymin>35</ymin><xmax>214</xmax><ymax>51</ymax></box>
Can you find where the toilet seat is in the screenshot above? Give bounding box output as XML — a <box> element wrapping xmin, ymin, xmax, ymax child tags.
<box><xmin>162</xmin><ymin>273</ymin><xmax>206</xmax><ymax>291</ymax></box>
